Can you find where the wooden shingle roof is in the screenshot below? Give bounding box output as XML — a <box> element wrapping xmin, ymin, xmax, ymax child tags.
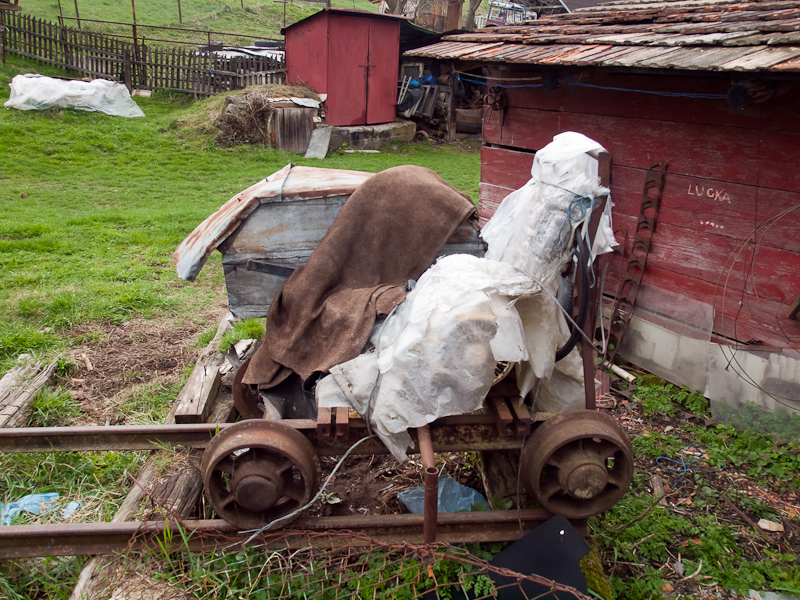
<box><xmin>406</xmin><ymin>0</ymin><xmax>800</xmax><ymax>72</ymax></box>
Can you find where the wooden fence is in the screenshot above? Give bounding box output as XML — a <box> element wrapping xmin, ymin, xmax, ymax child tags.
<box><xmin>0</xmin><ymin>11</ymin><xmax>285</xmax><ymax>95</ymax></box>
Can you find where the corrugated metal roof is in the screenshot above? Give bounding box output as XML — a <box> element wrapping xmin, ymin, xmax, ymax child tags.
<box><xmin>174</xmin><ymin>166</ymin><xmax>373</xmax><ymax>282</ymax></box>
<box><xmin>405</xmin><ymin>0</ymin><xmax>800</xmax><ymax>72</ymax></box>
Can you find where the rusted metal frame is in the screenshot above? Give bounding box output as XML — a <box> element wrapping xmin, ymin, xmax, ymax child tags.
<box><xmin>604</xmin><ymin>162</ymin><xmax>666</xmax><ymax>365</ymax></box>
<box><xmin>417</xmin><ymin>425</ymin><xmax>438</xmax><ymax>544</ymax></box>
<box><xmin>0</xmin><ymin>414</ymin><xmax>527</xmax><ymax>456</ymax></box>
<box><xmin>580</xmin><ymin>150</ymin><xmax>612</xmax><ymax>411</ymax></box>
<box><xmin>0</xmin><ymin>510</ymin><xmax>581</xmax><ymax>559</ymax></box>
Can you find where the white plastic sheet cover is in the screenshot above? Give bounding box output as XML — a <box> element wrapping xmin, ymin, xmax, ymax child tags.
<box><xmin>481</xmin><ymin>131</ymin><xmax>613</xmax><ymax>404</ymax></box>
<box><xmin>317</xmin><ymin>131</ymin><xmax>614</xmax><ymax>461</ymax></box>
<box><xmin>4</xmin><ymin>74</ymin><xmax>145</xmax><ymax>118</ymax></box>
<box><xmin>319</xmin><ymin>254</ymin><xmax>539</xmax><ymax>459</ymax></box>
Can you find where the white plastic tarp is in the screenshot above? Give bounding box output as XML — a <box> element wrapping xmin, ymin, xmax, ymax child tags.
<box><xmin>317</xmin><ymin>132</ymin><xmax>614</xmax><ymax>461</ymax></box>
<box><xmin>4</xmin><ymin>74</ymin><xmax>145</xmax><ymax>118</ymax></box>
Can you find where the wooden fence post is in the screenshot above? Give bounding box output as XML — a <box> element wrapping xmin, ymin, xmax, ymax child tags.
<box><xmin>123</xmin><ymin>49</ymin><xmax>132</xmax><ymax>92</ymax></box>
<box><xmin>0</xmin><ymin>13</ymin><xmax>285</xmax><ymax>96</ymax></box>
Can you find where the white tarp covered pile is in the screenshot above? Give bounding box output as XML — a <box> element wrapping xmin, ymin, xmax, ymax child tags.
<box><xmin>317</xmin><ymin>132</ymin><xmax>616</xmax><ymax>461</ymax></box>
<box><xmin>4</xmin><ymin>74</ymin><xmax>145</xmax><ymax>118</ymax></box>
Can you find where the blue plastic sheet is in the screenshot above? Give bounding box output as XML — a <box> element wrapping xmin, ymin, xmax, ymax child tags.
<box><xmin>0</xmin><ymin>492</ymin><xmax>59</xmax><ymax>525</ymax></box>
<box><xmin>398</xmin><ymin>476</ymin><xmax>488</xmax><ymax>514</ymax></box>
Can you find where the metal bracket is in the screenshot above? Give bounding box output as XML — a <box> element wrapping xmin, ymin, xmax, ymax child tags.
<box><xmin>246</xmin><ymin>259</ymin><xmax>295</xmax><ymax>278</ymax></box>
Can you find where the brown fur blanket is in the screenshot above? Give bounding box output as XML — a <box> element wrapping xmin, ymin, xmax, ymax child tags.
<box><xmin>242</xmin><ymin>165</ymin><xmax>476</xmax><ymax>388</ymax></box>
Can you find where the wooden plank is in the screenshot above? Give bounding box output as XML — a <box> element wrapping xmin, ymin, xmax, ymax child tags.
<box><xmin>478</xmin><ymin>181</ymin><xmax>515</xmax><ymax>224</ymax></box>
<box><xmin>610</xmin><ymin>165</ymin><xmax>800</xmax><ymax>254</ymax></box>
<box><xmin>0</xmin><ymin>359</ymin><xmax>57</xmax><ymax>428</ymax></box>
<box><xmin>173</xmin><ymin>355</ymin><xmax>224</xmax><ymax>424</ymax></box>
<box><xmin>273</xmin><ymin>106</ymin><xmax>315</xmax><ymax>154</ymax></box>
<box><xmin>605</xmin><ymin>262</ymin><xmax>800</xmax><ymax>348</ymax></box>
<box><xmin>481</xmin><ymin>145</ymin><xmax>534</xmax><ymax>190</ymax></box>
<box><xmin>612</xmin><ymin>212</ymin><xmax>800</xmax><ymax>303</ymax></box>
<box><xmin>489</xmin><ymin>67</ymin><xmax>800</xmax><ymax>134</ymax></box>
<box><xmin>173</xmin><ymin>314</ymin><xmax>234</xmax><ymax>424</ymax></box>
<box><xmin>483</xmin><ymin>106</ymin><xmax>789</xmax><ymax>187</ymax></box>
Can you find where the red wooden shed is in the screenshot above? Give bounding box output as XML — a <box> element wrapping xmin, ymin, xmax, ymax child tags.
<box><xmin>283</xmin><ymin>8</ymin><xmax>404</xmax><ymax>127</ymax></box>
<box><xmin>408</xmin><ymin>0</ymin><xmax>800</xmax><ymax>419</ymax></box>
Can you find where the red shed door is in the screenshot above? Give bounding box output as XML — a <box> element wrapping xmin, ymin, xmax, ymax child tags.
<box><xmin>327</xmin><ymin>15</ymin><xmax>399</xmax><ymax>126</ymax></box>
<box><xmin>328</xmin><ymin>16</ymin><xmax>370</xmax><ymax>126</ymax></box>
<box><xmin>365</xmin><ymin>18</ymin><xmax>399</xmax><ymax>125</ymax></box>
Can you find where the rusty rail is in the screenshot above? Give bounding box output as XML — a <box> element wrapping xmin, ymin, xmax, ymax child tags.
<box><xmin>0</xmin><ymin>414</ymin><xmax>526</xmax><ymax>456</ymax></box>
<box><xmin>0</xmin><ymin>510</ymin><xmax>583</xmax><ymax>559</ymax></box>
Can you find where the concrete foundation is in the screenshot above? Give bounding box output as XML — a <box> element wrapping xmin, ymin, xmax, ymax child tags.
<box><xmin>328</xmin><ymin>120</ymin><xmax>416</xmax><ymax>151</ymax></box>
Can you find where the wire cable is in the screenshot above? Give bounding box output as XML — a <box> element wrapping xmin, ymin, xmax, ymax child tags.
<box><xmin>656</xmin><ymin>446</ymin><xmax>724</xmax><ymax>488</ymax></box>
<box><xmin>241</xmin><ymin>433</ymin><xmax>377</xmax><ymax>544</ymax></box>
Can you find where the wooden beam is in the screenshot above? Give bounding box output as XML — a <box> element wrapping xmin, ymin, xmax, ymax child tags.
<box><xmin>0</xmin><ymin>358</ymin><xmax>57</xmax><ymax>429</ymax></box>
<box><xmin>174</xmin><ymin>313</ymin><xmax>235</xmax><ymax>424</ymax></box>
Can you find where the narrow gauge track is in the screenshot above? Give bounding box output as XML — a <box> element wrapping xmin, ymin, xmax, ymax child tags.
<box><xmin>0</xmin><ymin>510</ymin><xmax>581</xmax><ymax>559</ymax></box>
<box><xmin>0</xmin><ymin>414</ymin><xmax>523</xmax><ymax>455</ymax></box>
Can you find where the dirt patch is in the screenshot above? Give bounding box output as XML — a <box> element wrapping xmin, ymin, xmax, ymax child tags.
<box><xmin>64</xmin><ymin>306</ymin><xmax>228</xmax><ymax>425</ymax></box>
<box><xmin>308</xmin><ymin>451</ymin><xmax>483</xmax><ymax>518</ymax></box>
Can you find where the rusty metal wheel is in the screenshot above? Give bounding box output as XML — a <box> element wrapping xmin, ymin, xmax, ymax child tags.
<box><xmin>520</xmin><ymin>410</ymin><xmax>633</xmax><ymax>519</ymax></box>
<box><xmin>201</xmin><ymin>419</ymin><xmax>321</xmax><ymax>529</ymax></box>
<box><xmin>232</xmin><ymin>358</ymin><xmax>264</xmax><ymax>420</ymax></box>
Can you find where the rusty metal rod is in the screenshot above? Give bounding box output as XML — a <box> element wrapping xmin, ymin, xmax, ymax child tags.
<box><xmin>0</xmin><ymin>415</ymin><xmax>526</xmax><ymax>455</ymax></box>
<box><xmin>0</xmin><ymin>510</ymin><xmax>575</xmax><ymax>559</ymax></box>
<box><xmin>417</xmin><ymin>425</ymin><xmax>438</xmax><ymax>544</ymax></box>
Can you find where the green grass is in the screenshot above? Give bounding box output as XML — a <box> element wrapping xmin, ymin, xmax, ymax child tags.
<box><xmin>633</xmin><ymin>379</ymin><xmax>710</xmax><ymax>418</ymax></box>
<box><xmin>19</xmin><ymin>0</ymin><xmax>379</xmax><ymax>45</ymax></box>
<box><xmin>218</xmin><ymin>318</ymin><xmax>265</xmax><ymax>353</ymax></box>
<box><xmin>600</xmin><ymin>381</ymin><xmax>800</xmax><ymax>598</ymax></box>
<box><xmin>0</xmin><ymin>55</ymin><xmax>481</xmax><ymax>377</ymax></box>
<box><xmin>27</xmin><ymin>387</ymin><xmax>82</xmax><ymax>427</ymax></box>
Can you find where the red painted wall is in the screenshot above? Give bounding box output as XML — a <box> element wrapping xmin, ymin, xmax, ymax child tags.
<box><xmin>480</xmin><ymin>70</ymin><xmax>800</xmax><ymax>349</ymax></box>
<box><xmin>284</xmin><ymin>10</ymin><xmax>400</xmax><ymax>127</ymax></box>
<box><xmin>285</xmin><ymin>11</ymin><xmax>329</xmax><ymax>94</ymax></box>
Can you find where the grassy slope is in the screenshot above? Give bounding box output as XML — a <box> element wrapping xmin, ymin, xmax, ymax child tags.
<box><xmin>0</xmin><ymin>51</ymin><xmax>480</xmax><ymax>600</ymax></box>
<box><xmin>18</xmin><ymin>0</ymin><xmax>379</xmax><ymax>43</ymax></box>
<box><xmin>0</xmin><ymin>55</ymin><xmax>480</xmax><ymax>374</ymax></box>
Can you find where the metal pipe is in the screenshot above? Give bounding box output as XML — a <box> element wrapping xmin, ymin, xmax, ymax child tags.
<box><xmin>417</xmin><ymin>425</ymin><xmax>438</xmax><ymax>544</ymax></box>
<box><xmin>418</xmin><ymin>424</ymin><xmax>435</xmax><ymax>471</ymax></box>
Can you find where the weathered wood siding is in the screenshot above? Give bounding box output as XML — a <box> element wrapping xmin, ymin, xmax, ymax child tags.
<box><xmin>480</xmin><ymin>69</ymin><xmax>800</xmax><ymax>349</ymax></box>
